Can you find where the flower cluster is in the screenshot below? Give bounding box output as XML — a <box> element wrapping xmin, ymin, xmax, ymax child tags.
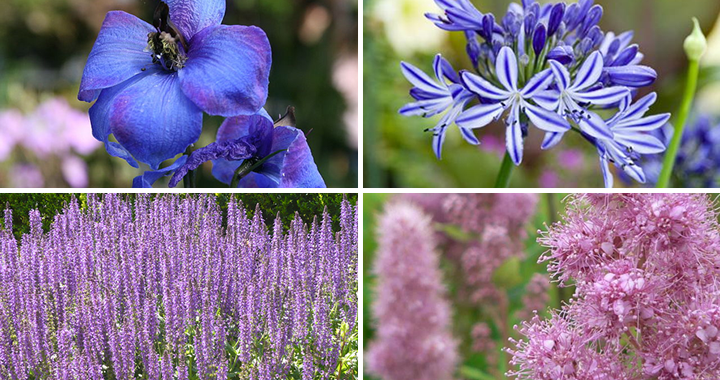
<box><xmin>0</xmin><ymin>194</ymin><xmax>357</xmax><ymax>379</ymax></box>
<box><xmin>508</xmin><ymin>194</ymin><xmax>720</xmax><ymax>379</ymax></box>
<box><xmin>640</xmin><ymin>115</ymin><xmax>720</xmax><ymax>188</ymax></box>
<box><xmin>366</xmin><ymin>201</ymin><xmax>458</xmax><ymax>380</ymax></box>
<box><xmin>78</xmin><ymin>0</ymin><xmax>324</xmax><ymax>188</ymax></box>
<box><xmin>400</xmin><ymin>0</ymin><xmax>670</xmax><ymax>187</ymax></box>
<box><xmin>0</xmin><ymin>98</ymin><xmax>100</xmax><ymax>187</ymax></box>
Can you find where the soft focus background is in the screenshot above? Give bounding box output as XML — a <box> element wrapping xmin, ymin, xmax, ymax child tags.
<box><xmin>364</xmin><ymin>0</ymin><xmax>720</xmax><ymax>188</ymax></box>
<box><xmin>0</xmin><ymin>0</ymin><xmax>358</xmax><ymax>188</ymax></box>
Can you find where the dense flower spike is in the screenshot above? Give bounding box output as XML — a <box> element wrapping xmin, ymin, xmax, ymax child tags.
<box><xmin>366</xmin><ymin>202</ymin><xmax>458</xmax><ymax>380</ymax></box>
<box><xmin>508</xmin><ymin>194</ymin><xmax>720</xmax><ymax>379</ymax></box>
<box><xmin>400</xmin><ymin>0</ymin><xmax>667</xmax><ymax>186</ymax></box>
<box><xmin>0</xmin><ymin>195</ymin><xmax>357</xmax><ymax>379</ymax></box>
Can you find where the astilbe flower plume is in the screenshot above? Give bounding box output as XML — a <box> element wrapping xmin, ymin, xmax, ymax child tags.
<box><xmin>0</xmin><ymin>194</ymin><xmax>357</xmax><ymax>379</ymax></box>
<box><xmin>400</xmin><ymin>0</ymin><xmax>670</xmax><ymax>187</ymax></box>
<box><xmin>508</xmin><ymin>194</ymin><xmax>720</xmax><ymax>379</ymax></box>
<box><xmin>366</xmin><ymin>202</ymin><xmax>458</xmax><ymax>380</ymax></box>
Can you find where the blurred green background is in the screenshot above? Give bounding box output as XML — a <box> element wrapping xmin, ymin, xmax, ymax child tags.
<box><xmin>363</xmin><ymin>0</ymin><xmax>720</xmax><ymax>188</ymax></box>
<box><xmin>0</xmin><ymin>0</ymin><xmax>358</xmax><ymax>188</ymax></box>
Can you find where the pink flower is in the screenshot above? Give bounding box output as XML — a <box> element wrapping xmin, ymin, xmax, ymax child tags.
<box><xmin>510</xmin><ymin>194</ymin><xmax>720</xmax><ymax>379</ymax></box>
<box><xmin>367</xmin><ymin>201</ymin><xmax>458</xmax><ymax>380</ymax></box>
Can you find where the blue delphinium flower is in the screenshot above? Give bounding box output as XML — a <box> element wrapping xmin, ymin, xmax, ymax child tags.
<box><xmin>399</xmin><ymin>0</ymin><xmax>668</xmax><ymax>187</ymax></box>
<box><xmin>78</xmin><ymin>0</ymin><xmax>271</xmax><ymax>170</ymax></box>
<box><xmin>164</xmin><ymin>110</ymin><xmax>326</xmax><ymax>188</ymax></box>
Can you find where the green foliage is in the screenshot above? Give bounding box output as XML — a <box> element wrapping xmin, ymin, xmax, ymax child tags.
<box><xmin>0</xmin><ymin>193</ymin><xmax>77</xmax><ymax>238</ymax></box>
<box><xmin>0</xmin><ymin>193</ymin><xmax>357</xmax><ymax>239</ymax></box>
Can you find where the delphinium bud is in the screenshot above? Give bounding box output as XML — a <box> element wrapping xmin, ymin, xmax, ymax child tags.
<box><xmin>367</xmin><ymin>202</ymin><xmax>458</xmax><ymax>380</ymax></box>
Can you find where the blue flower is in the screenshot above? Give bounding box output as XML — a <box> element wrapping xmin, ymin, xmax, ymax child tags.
<box><xmin>455</xmin><ymin>46</ymin><xmax>570</xmax><ymax>165</ymax></box>
<box><xmin>592</xmin><ymin>92</ymin><xmax>669</xmax><ymax>187</ymax></box>
<box><xmin>78</xmin><ymin>0</ymin><xmax>272</xmax><ymax>170</ymax></box>
<box><xmin>537</xmin><ymin>53</ymin><xmax>630</xmax><ymax>149</ymax></box>
<box><xmin>399</xmin><ymin>0</ymin><xmax>668</xmax><ymax>187</ymax></box>
<box><xmin>399</xmin><ymin>55</ymin><xmax>475</xmax><ymax>159</ymax></box>
<box><xmin>166</xmin><ymin>110</ymin><xmax>325</xmax><ymax>188</ymax></box>
<box><xmin>638</xmin><ymin>115</ymin><xmax>720</xmax><ymax>188</ymax></box>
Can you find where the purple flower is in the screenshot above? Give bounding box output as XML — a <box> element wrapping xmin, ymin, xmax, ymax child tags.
<box><xmin>537</xmin><ymin>53</ymin><xmax>630</xmax><ymax>147</ymax></box>
<box><xmin>366</xmin><ymin>201</ymin><xmax>458</xmax><ymax>380</ymax></box>
<box><xmin>209</xmin><ymin>111</ymin><xmax>326</xmax><ymax>188</ymax></box>
<box><xmin>594</xmin><ymin>92</ymin><xmax>670</xmax><ymax>187</ymax></box>
<box><xmin>78</xmin><ymin>0</ymin><xmax>272</xmax><ymax>170</ymax></box>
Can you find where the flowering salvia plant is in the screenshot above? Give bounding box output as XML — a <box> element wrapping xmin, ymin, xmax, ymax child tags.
<box><xmin>0</xmin><ymin>194</ymin><xmax>357</xmax><ymax>379</ymax></box>
<box><xmin>78</xmin><ymin>0</ymin><xmax>325</xmax><ymax>188</ymax></box>
<box><xmin>400</xmin><ymin>0</ymin><xmax>671</xmax><ymax>187</ymax></box>
<box><xmin>508</xmin><ymin>194</ymin><xmax>720</xmax><ymax>379</ymax></box>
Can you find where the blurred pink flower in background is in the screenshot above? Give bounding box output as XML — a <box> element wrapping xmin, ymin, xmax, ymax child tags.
<box><xmin>557</xmin><ymin>149</ymin><xmax>584</xmax><ymax>170</ymax></box>
<box><xmin>9</xmin><ymin>164</ymin><xmax>44</xmax><ymax>188</ymax></box>
<box><xmin>0</xmin><ymin>110</ymin><xmax>23</xmax><ymax>160</ymax></box>
<box><xmin>0</xmin><ymin>97</ymin><xmax>100</xmax><ymax>187</ymax></box>
<box><xmin>539</xmin><ymin>170</ymin><xmax>559</xmax><ymax>188</ymax></box>
<box><xmin>333</xmin><ymin>53</ymin><xmax>359</xmax><ymax>150</ymax></box>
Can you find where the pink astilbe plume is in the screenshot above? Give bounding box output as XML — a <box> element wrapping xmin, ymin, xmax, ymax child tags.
<box><xmin>366</xmin><ymin>202</ymin><xmax>458</xmax><ymax>380</ymax></box>
<box><xmin>508</xmin><ymin>194</ymin><xmax>720</xmax><ymax>380</ymax></box>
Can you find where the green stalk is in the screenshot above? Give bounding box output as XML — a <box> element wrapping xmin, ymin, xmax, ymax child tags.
<box><xmin>657</xmin><ymin>18</ymin><xmax>706</xmax><ymax>188</ymax></box>
<box><xmin>494</xmin><ymin>152</ymin><xmax>515</xmax><ymax>188</ymax></box>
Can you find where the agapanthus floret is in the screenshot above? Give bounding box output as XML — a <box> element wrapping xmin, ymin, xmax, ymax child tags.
<box><xmin>400</xmin><ymin>0</ymin><xmax>666</xmax><ymax>186</ymax></box>
<box><xmin>399</xmin><ymin>54</ymin><xmax>476</xmax><ymax>159</ymax></box>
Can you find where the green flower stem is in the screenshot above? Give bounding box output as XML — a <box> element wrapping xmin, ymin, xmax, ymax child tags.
<box><xmin>656</xmin><ymin>60</ymin><xmax>699</xmax><ymax>188</ymax></box>
<box><xmin>657</xmin><ymin>18</ymin><xmax>706</xmax><ymax>188</ymax></box>
<box><xmin>494</xmin><ymin>152</ymin><xmax>515</xmax><ymax>188</ymax></box>
<box><xmin>458</xmin><ymin>366</ymin><xmax>497</xmax><ymax>380</ymax></box>
<box><xmin>230</xmin><ymin>149</ymin><xmax>286</xmax><ymax>188</ymax></box>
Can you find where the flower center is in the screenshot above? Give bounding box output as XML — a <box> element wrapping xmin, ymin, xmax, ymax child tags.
<box><xmin>144</xmin><ymin>1</ymin><xmax>188</xmax><ymax>72</ymax></box>
<box><xmin>146</xmin><ymin>31</ymin><xmax>187</xmax><ymax>71</ymax></box>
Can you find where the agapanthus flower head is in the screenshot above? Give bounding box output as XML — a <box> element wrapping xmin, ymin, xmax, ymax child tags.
<box><xmin>400</xmin><ymin>0</ymin><xmax>668</xmax><ymax>187</ymax></box>
<box><xmin>78</xmin><ymin>0</ymin><xmax>271</xmax><ymax>170</ymax></box>
<box><xmin>510</xmin><ymin>194</ymin><xmax>720</xmax><ymax>379</ymax></box>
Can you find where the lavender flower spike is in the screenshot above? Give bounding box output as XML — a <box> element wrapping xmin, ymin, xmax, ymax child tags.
<box><xmin>367</xmin><ymin>202</ymin><xmax>458</xmax><ymax>380</ymax></box>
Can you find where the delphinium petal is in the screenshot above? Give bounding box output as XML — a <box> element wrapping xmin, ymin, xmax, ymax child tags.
<box><xmin>179</xmin><ymin>25</ymin><xmax>271</xmax><ymax>116</ymax></box>
<box><xmin>208</xmin><ymin>112</ymin><xmax>326</xmax><ymax>188</ymax></box>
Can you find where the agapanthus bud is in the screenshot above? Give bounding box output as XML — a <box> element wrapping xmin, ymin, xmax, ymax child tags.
<box><xmin>684</xmin><ymin>17</ymin><xmax>707</xmax><ymax>61</ymax></box>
